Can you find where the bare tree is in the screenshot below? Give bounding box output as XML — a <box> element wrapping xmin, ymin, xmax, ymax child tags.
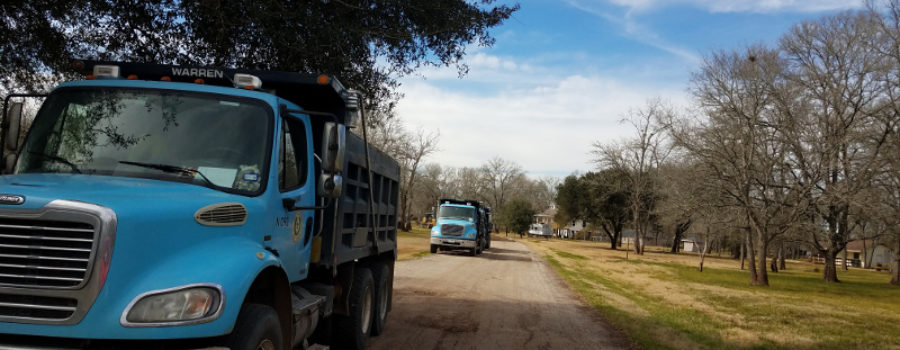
<box><xmin>593</xmin><ymin>99</ymin><xmax>672</xmax><ymax>255</ymax></box>
<box><xmin>655</xmin><ymin>159</ymin><xmax>703</xmax><ymax>253</ymax></box>
<box><xmin>868</xmin><ymin>0</ymin><xmax>900</xmax><ymax>285</ymax></box>
<box><xmin>678</xmin><ymin>45</ymin><xmax>809</xmax><ymax>286</ymax></box>
<box><xmin>397</xmin><ymin>128</ymin><xmax>440</xmax><ymax>230</ymax></box>
<box><xmin>778</xmin><ymin>11</ymin><xmax>891</xmax><ymax>282</ymax></box>
<box><xmin>480</xmin><ymin>157</ymin><xmax>524</xmax><ymax>225</ymax></box>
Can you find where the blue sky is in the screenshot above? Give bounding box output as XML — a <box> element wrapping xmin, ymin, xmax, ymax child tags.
<box><xmin>395</xmin><ymin>0</ymin><xmax>863</xmax><ymax>178</ymax></box>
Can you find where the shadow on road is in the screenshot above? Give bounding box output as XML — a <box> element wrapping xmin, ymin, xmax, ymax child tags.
<box><xmin>368</xmin><ymin>286</ymin><xmax>629</xmax><ymax>350</ymax></box>
<box><xmin>480</xmin><ymin>247</ymin><xmax>533</xmax><ymax>262</ymax></box>
<box><xmin>485</xmin><ymin>247</ymin><xmax>529</xmax><ymax>255</ymax></box>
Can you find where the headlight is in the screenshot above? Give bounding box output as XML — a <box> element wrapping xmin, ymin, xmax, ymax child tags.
<box><xmin>431</xmin><ymin>229</ymin><xmax>440</xmax><ymax>236</ymax></box>
<box><xmin>123</xmin><ymin>284</ymin><xmax>222</xmax><ymax>326</ymax></box>
<box><xmin>465</xmin><ymin>233</ymin><xmax>475</xmax><ymax>238</ymax></box>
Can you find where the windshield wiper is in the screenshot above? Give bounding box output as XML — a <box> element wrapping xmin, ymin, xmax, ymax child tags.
<box><xmin>27</xmin><ymin>151</ymin><xmax>81</xmax><ymax>174</ymax></box>
<box><xmin>118</xmin><ymin>161</ymin><xmax>218</xmax><ymax>190</ymax></box>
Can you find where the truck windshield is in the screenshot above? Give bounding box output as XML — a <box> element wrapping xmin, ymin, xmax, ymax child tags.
<box><xmin>16</xmin><ymin>88</ymin><xmax>272</xmax><ymax>195</ymax></box>
<box><xmin>438</xmin><ymin>206</ymin><xmax>475</xmax><ymax>222</ymax></box>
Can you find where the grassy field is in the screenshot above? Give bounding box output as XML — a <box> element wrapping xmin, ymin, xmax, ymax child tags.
<box><xmin>519</xmin><ymin>238</ymin><xmax>900</xmax><ymax>350</ymax></box>
<box><xmin>396</xmin><ymin>225</ymin><xmax>432</xmax><ymax>261</ymax></box>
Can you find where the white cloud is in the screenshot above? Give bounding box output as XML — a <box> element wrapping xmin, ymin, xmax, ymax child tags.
<box><xmin>605</xmin><ymin>0</ymin><xmax>862</xmax><ymax>13</ymax></box>
<box><xmin>395</xmin><ymin>53</ymin><xmax>688</xmax><ymax>177</ymax></box>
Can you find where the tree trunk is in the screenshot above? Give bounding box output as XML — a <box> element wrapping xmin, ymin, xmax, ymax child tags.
<box><xmin>823</xmin><ymin>249</ymin><xmax>840</xmax><ymax>283</ymax></box>
<box><xmin>862</xmin><ymin>239</ymin><xmax>869</xmax><ymax>269</ymax></box>
<box><xmin>671</xmin><ymin>229</ymin><xmax>682</xmax><ymax>253</ymax></box>
<box><xmin>891</xmin><ymin>240</ymin><xmax>899</xmax><ymax>286</ymax></box>
<box><xmin>670</xmin><ymin>221</ymin><xmax>690</xmax><ymax>253</ymax></box>
<box><xmin>608</xmin><ymin>231</ymin><xmax>620</xmax><ymax>250</ymax></box>
<box><xmin>699</xmin><ymin>246</ymin><xmax>706</xmax><ymax>272</ymax></box>
<box><xmin>746</xmin><ymin>233</ymin><xmax>757</xmax><ymax>282</ymax></box>
<box><xmin>770</xmin><ymin>253</ymin><xmax>778</xmax><ymax>273</ymax></box>
<box><xmin>699</xmin><ymin>229</ymin><xmax>712</xmax><ymax>272</ymax></box>
<box><xmin>842</xmin><ymin>246</ymin><xmax>849</xmax><ymax>270</ymax></box>
<box><xmin>778</xmin><ymin>243</ymin><xmax>786</xmax><ymax>271</ymax></box>
<box><xmin>740</xmin><ymin>241</ymin><xmax>746</xmax><ymax>270</ymax></box>
<box><xmin>753</xmin><ymin>237</ymin><xmax>769</xmax><ymax>286</ymax></box>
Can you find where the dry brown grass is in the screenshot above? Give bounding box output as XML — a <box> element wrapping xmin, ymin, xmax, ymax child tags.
<box><xmin>396</xmin><ymin>226</ymin><xmax>432</xmax><ymax>261</ymax></box>
<box><xmin>519</xmin><ymin>237</ymin><xmax>900</xmax><ymax>350</ymax></box>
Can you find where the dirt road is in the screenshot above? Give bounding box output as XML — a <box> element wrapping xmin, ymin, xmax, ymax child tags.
<box><xmin>368</xmin><ymin>237</ymin><xmax>630</xmax><ymax>350</ymax></box>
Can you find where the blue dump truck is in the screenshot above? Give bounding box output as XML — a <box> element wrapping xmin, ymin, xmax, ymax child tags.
<box><xmin>429</xmin><ymin>199</ymin><xmax>490</xmax><ymax>256</ymax></box>
<box><xmin>0</xmin><ymin>60</ymin><xmax>400</xmax><ymax>350</ymax></box>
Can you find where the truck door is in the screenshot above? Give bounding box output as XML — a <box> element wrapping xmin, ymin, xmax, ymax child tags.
<box><xmin>275</xmin><ymin>115</ymin><xmax>316</xmax><ymax>281</ymax></box>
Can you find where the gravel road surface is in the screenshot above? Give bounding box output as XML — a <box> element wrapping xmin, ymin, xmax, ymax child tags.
<box><xmin>368</xmin><ymin>237</ymin><xmax>630</xmax><ymax>350</ymax></box>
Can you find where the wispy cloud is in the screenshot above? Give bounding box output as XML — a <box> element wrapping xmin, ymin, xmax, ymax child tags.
<box><xmin>606</xmin><ymin>0</ymin><xmax>862</xmax><ymax>13</ymax></box>
<box><xmin>565</xmin><ymin>1</ymin><xmax>702</xmax><ymax>64</ymax></box>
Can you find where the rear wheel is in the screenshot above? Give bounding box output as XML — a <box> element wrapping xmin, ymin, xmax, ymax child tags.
<box><xmin>334</xmin><ymin>267</ymin><xmax>375</xmax><ymax>350</ymax></box>
<box><xmin>370</xmin><ymin>263</ymin><xmax>392</xmax><ymax>336</ymax></box>
<box><xmin>223</xmin><ymin>303</ymin><xmax>282</xmax><ymax>350</ymax></box>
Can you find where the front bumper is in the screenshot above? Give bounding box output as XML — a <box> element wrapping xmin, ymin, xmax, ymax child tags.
<box><xmin>431</xmin><ymin>237</ymin><xmax>476</xmax><ymax>249</ymax></box>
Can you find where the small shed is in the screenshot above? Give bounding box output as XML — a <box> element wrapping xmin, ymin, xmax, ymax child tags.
<box><xmin>681</xmin><ymin>238</ymin><xmax>704</xmax><ymax>253</ymax></box>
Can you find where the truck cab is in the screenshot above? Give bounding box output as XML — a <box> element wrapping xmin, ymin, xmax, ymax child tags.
<box><xmin>429</xmin><ymin>198</ymin><xmax>487</xmax><ymax>256</ymax></box>
<box><xmin>0</xmin><ymin>61</ymin><xmax>399</xmax><ymax>350</ymax></box>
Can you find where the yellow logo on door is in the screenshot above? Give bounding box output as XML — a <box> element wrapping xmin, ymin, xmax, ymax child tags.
<box><xmin>292</xmin><ymin>213</ymin><xmax>304</xmax><ymax>243</ymax></box>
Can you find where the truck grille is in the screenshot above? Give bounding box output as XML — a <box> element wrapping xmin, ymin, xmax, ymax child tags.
<box><xmin>0</xmin><ymin>293</ymin><xmax>77</xmax><ymax>320</ymax></box>
<box><xmin>0</xmin><ymin>219</ymin><xmax>96</xmax><ymax>288</ymax></box>
<box><xmin>440</xmin><ymin>224</ymin><xmax>464</xmax><ymax>236</ymax></box>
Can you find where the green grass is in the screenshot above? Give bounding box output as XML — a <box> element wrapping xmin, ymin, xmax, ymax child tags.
<box><xmin>398</xmin><ymin>226</ymin><xmax>430</xmax><ymax>238</ymax></box>
<box><xmin>533</xmin><ymin>241</ymin><xmax>900</xmax><ymax>350</ymax></box>
<box><xmin>552</xmin><ymin>249</ymin><xmax>588</xmax><ymax>260</ymax></box>
<box><xmin>410</xmin><ymin>250</ymin><xmax>431</xmax><ymax>259</ymax></box>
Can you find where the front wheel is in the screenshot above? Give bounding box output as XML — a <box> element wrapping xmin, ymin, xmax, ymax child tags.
<box><xmin>334</xmin><ymin>267</ymin><xmax>375</xmax><ymax>350</ymax></box>
<box><xmin>430</xmin><ymin>244</ymin><xmax>438</xmax><ymax>254</ymax></box>
<box><xmin>223</xmin><ymin>303</ymin><xmax>282</xmax><ymax>350</ymax></box>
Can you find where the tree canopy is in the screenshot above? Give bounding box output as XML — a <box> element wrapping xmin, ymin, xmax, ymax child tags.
<box><xmin>1</xmin><ymin>0</ymin><xmax>518</xmax><ymax>117</ymax></box>
<box><xmin>502</xmin><ymin>199</ymin><xmax>534</xmax><ymax>235</ymax></box>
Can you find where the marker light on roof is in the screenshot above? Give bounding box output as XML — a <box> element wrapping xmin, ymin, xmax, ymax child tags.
<box><xmin>93</xmin><ymin>65</ymin><xmax>120</xmax><ymax>78</ymax></box>
<box><xmin>234</xmin><ymin>74</ymin><xmax>262</xmax><ymax>90</ymax></box>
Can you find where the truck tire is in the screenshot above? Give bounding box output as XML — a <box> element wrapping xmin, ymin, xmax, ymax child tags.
<box><xmin>223</xmin><ymin>303</ymin><xmax>283</xmax><ymax>350</ymax></box>
<box><xmin>430</xmin><ymin>244</ymin><xmax>438</xmax><ymax>254</ymax></box>
<box><xmin>469</xmin><ymin>247</ymin><xmax>477</xmax><ymax>256</ymax></box>
<box><xmin>334</xmin><ymin>267</ymin><xmax>375</xmax><ymax>350</ymax></box>
<box><xmin>485</xmin><ymin>235</ymin><xmax>491</xmax><ymax>250</ymax></box>
<box><xmin>370</xmin><ymin>263</ymin><xmax>392</xmax><ymax>336</ymax></box>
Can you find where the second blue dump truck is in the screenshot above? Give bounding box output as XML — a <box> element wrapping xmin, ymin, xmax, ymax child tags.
<box><xmin>0</xmin><ymin>60</ymin><xmax>400</xmax><ymax>350</ymax></box>
<box><xmin>429</xmin><ymin>199</ymin><xmax>490</xmax><ymax>256</ymax></box>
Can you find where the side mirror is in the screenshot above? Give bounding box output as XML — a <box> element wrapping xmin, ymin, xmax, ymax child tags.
<box><xmin>319</xmin><ymin>173</ymin><xmax>343</xmax><ymax>198</ymax></box>
<box><xmin>321</xmin><ymin>122</ymin><xmax>345</xmax><ymax>173</ymax></box>
<box><xmin>4</xmin><ymin>101</ymin><xmax>23</xmax><ymax>152</ymax></box>
<box><xmin>320</xmin><ymin>122</ymin><xmax>345</xmax><ymax>199</ymax></box>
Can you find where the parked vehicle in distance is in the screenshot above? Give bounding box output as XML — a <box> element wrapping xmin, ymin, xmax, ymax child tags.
<box><xmin>529</xmin><ymin>223</ymin><xmax>553</xmax><ymax>238</ymax></box>
<box><xmin>0</xmin><ymin>60</ymin><xmax>400</xmax><ymax>350</ymax></box>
